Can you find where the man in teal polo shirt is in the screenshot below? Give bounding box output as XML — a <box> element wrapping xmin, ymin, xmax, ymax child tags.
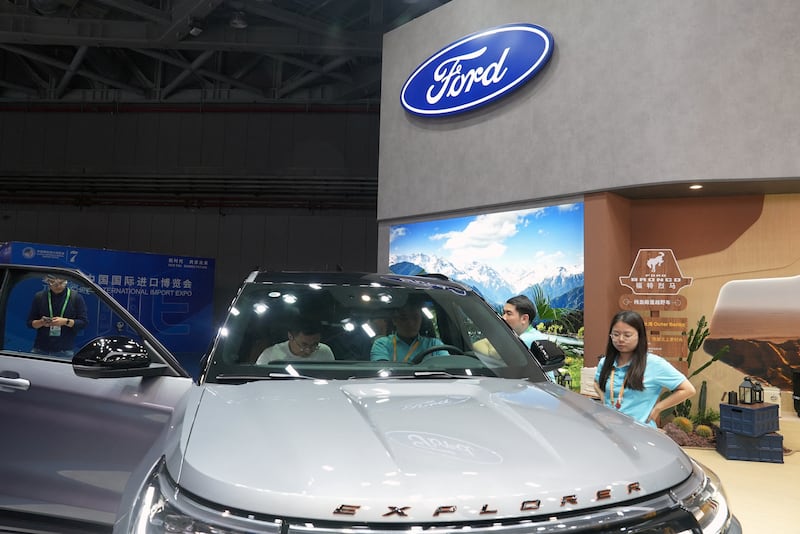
<box><xmin>502</xmin><ymin>295</ymin><xmax>556</xmax><ymax>381</ymax></box>
<box><xmin>370</xmin><ymin>300</ymin><xmax>445</xmax><ymax>362</ymax></box>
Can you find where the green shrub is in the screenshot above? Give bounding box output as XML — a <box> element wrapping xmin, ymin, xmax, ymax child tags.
<box><xmin>694</xmin><ymin>424</ymin><xmax>713</xmax><ymax>439</ymax></box>
<box><xmin>691</xmin><ymin>408</ymin><xmax>720</xmax><ymax>427</ymax></box>
<box><xmin>673</xmin><ymin>416</ymin><xmax>694</xmax><ymax>434</ymax></box>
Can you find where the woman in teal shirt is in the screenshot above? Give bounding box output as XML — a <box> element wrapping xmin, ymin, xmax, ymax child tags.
<box><xmin>594</xmin><ymin>310</ymin><xmax>695</xmax><ymax>427</ymax></box>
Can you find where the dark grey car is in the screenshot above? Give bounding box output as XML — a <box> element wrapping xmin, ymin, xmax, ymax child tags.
<box><xmin>0</xmin><ymin>264</ymin><xmax>193</xmax><ymax>533</ymax></box>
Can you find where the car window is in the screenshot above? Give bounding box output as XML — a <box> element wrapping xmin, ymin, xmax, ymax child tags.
<box><xmin>1</xmin><ymin>269</ymin><xmax>146</xmax><ymax>359</ymax></box>
<box><xmin>204</xmin><ymin>279</ymin><xmax>544</xmax><ymax>382</ymax></box>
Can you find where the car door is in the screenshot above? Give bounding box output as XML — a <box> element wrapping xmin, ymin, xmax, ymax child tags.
<box><xmin>0</xmin><ymin>265</ymin><xmax>194</xmax><ymax>532</ymax></box>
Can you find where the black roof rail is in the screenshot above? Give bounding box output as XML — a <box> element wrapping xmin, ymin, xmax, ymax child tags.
<box><xmin>419</xmin><ymin>273</ymin><xmax>451</xmax><ymax>281</ymax></box>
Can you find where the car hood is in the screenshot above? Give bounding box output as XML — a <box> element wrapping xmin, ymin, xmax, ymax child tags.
<box><xmin>171</xmin><ymin>378</ymin><xmax>692</xmax><ymax>522</ymax></box>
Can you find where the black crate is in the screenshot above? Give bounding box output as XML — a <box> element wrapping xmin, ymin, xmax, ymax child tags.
<box><xmin>719</xmin><ymin>402</ymin><xmax>779</xmax><ymax>437</ymax></box>
<box><xmin>715</xmin><ymin>430</ymin><xmax>784</xmax><ymax>463</ymax></box>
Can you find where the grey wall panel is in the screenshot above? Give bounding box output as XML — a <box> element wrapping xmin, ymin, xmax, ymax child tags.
<box><xmin>149</xmin><ymin>212</ymin><xmax>175</xmax><ymax>253</ymax></box>
<box><xmin>6</xmin><ymin>211</ymin><xmax>39</xmax><ymax>242</ymax></box>
<box><xmin>0</xmin><ymin>114</ymin><xmax>25</xmax><ymax>171</ymax></box>
<box><xmin>0</xmin><ymin>110</ymin><xmax>377</xmax><ymax>178</ymax></box>
<box><xmin>215</xmin><ymin>213</ymin><xmax>246</xmax><ymax>307</ymax></box>
<box><xmin>107</xmin><ymin>212</ymin><xmax>132</xmax><ymax>249</ymax></box>
<box><xmin>287</xmin><ymin>215</ymin><xmax>341</xmax><ymax>270</ymax></box>
<box><xmin>245</xmin><ymin>114</ymin><xmax>273</xmax><ymax>172</ymax></box>
<box><xmin>21</xmin><ymin>114</ymin><xmax>47</xmax><ymax>168</ymax></box>
<box><xmin>378</xmin><ymin>0</ymin><xmax>800</xmax><ymax>222</ymax></box>
<box><xmin>58</xmin><ymin>210</ymin><xmax>107</xmax><ymax>247</ymax></box>
<box><xmin>66</xmin><ymin>113</ymin><xmax>117</xmax><ymax>170</ymax></box>
<box><xmin>238</xmin><ymin>213</ymin><xmax>267</xmax><ymax>272</ymax></box>
<box><xmin>346</xmin><ymin>114</ymin><xmax>380</xmax><ymax>173</ymax></box>
<box><xmin>340</xmin><ymin>216</ymin><xmax>371</xmax><ymax>270</ymax></box>
<box><xmin>172</xmin><ymin>212</ymin><xmax>198</xmax><ymax>255</ymax></box>
<box><xmin>113</xmin><ymin>114</ymin><xmax>141</xmax><ymax>169</ymax></box>
<box><xmin>133</xmin><ymin>114</ymin><xmax>161</xmax><ymax>173</ymax></box>
<box><xmin>156</xmin><ymin>114</ymin><xmax>182</xmax><ymax>170</ymax></box>
<box><xmin>193</xmin><ymin>212</ymin><xmax>221</xmax><ymax>258</ymax></box>
<box><xmin>221</xmin><ymin>114</ymin><xmax>249</xmax><ymax>170</ymax></box>
<box><xmin>262</xmin><ymin>214</ymin><xmax>290</xmax><ymax>271</ymax></box>
<box><xmin>200</xmin><ymin>114</ymin><xmax>226</xmax><ymax>169</ymax></box>
<box><xmin>178</xmin><ymin>114</ymin><xmax>204</xmax><ymax>170</ymax></box>
<box><xmin>1</xmin><ymin>204</ymin><xmax>376</xmax><ymax>321</ymax></box>
<box><xmin>292</xmin><ymin>114</ymin><xmax>345</xmax><ymax>172</ymax></box>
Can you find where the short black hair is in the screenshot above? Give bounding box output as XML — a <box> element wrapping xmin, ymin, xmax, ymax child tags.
<box><xmin>506</xmin><ymin>295</ymin><xmax>537</xmax><ymax>322</ymax></box>
<box><xmin>289</xmin><ymin>317</ymin><xmax>323</xmax><ymax>336</ymax></box>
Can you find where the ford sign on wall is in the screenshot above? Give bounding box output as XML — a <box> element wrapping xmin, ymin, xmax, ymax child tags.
<box><xmin>400</xmin><ymin>23</ymin><xmax>553</xmax><ymax>117</ymax></box>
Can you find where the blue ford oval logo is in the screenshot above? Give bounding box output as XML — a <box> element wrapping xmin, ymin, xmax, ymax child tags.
<box><xmin>400</xmin><ymin>23</ymin><xmax>553</xmax><ymax>117</ymax></box>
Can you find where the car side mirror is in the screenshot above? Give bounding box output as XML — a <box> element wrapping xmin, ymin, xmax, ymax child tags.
<box><xmin>529</xmin><ymin>339</ymin><xmax>566</xmax><ymax>372</ymax></box>
<box><xmin>74</xmin><ymin>336</ymin><xmax>151</xmax><ymax>368</ymax></box>
<box><xmin>72</xmin><ymin>336</ymin><xmax>167</xmax><ymax>378</ymax></box>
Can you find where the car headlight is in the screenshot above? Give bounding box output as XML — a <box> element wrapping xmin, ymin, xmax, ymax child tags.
<box><xmin>677</xmin><ymin>460</ymin><xmax>740</xmax><ymax>534</ymax></box>
<box><xmin>127</xmin><ymin>457</ymin><xmax>282</xmax><ymax>534</ymax></box>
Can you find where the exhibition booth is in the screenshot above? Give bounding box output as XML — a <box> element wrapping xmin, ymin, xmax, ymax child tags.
<box><xmin>376</xmin><ymin>3</ymin><xmax>800</xmax><ymax>527</ymax></box>
<box><xmin>377</xmin><ymin>0</ymin><xmax>800</xmax><ymax>417</ymax></box>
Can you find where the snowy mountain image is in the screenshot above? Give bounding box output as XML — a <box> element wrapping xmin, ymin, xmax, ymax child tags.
<box><xmin>388</xmin><ymin>203</ymin><xmax>585</xmax><ymax>312</ymax></box>
<box><xmin>390</xmin><ymin>253</ymin><xmax>584</xmax><ymax>310</ymax></box>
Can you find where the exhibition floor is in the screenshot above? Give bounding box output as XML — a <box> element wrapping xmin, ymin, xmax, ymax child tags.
<box><xmin>685</xmin><ymin>412</ymin><xmax>800</xmax><ymax>533</ymax></box>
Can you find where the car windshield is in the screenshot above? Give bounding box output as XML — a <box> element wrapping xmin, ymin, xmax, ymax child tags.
<box><xmin>204</xmin><ymin>274</ymin><xmax>547</xmax><ymax>383</ymax></box>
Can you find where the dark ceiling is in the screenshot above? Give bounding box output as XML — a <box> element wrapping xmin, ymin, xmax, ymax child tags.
<box><xmin>0</xmin><ymin>0</ymin><xmax>450</xmax><ymax>106</ymax></box>
<box><xmin>0</xmin><ymin>0</ymin><xmax>452</xmax><ymax>210</ymax></box>
<box><xmin>2</xmin><ymin>0</ymin><xmax>798</xmax><ymax>210</ymax></box>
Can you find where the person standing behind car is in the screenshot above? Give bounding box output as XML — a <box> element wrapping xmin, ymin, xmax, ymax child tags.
<box><xmin>502</xmin><ymin>295</ymin><xmax>539</xmax><ymax>348</ymax></box>
<box><xmin>502</xmin><ymin>295</ymin><xmax>556</xmax><ymax>381</ymax></box>
<box><xmin>27</xmin><ymin>275</ymin><xmax>88</xmax><ymax>358</ymax></box>
<box><xmin>594</xmin><ymin>310</ymin><xmax>695</xmax><ymax>427</ymax></box>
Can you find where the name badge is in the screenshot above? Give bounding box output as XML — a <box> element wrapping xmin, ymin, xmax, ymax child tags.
<box><xmin>49</xmin><ymin>326</ymin><xmax>62</xmax><ymax>337</ymax></box>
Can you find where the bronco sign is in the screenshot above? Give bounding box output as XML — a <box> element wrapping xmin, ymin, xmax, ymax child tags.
<box><xmin>400</xmin><ymin>23</ymin><xmax>553</xmax><ymax>117</ymax></box>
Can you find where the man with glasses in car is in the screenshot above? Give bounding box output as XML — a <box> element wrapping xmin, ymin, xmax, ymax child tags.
<box><xmin>26</xmin><ymin>274</ymin><xmax>88</xmax><ymax>358</ymax></box>
<box><xmin>256</xmin><ymin>317</ymin><xmax>334</xmax><ymax>363</ymax></box>
<box><xmin>370</xmin><ymin>300</ymin><xmax>445</xmax><ymax>363</ymax></box>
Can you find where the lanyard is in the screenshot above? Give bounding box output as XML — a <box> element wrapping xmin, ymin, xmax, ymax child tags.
<box><xmin>393</xmin><ymin>335</ymin><xmax>420</xmax><ymax>362</ymax></box>
<box><xmin>609</xmin><ymin>367</ymin><xmax>626</xmax><ymax>410</ymax></box>
<box><xmin>48</xmin><ymin>288</ymin><xmax>71</xmax><ymax>318</ymax></box>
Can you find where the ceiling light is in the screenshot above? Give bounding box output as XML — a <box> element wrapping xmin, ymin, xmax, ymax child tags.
<box><xmin>229</xmin><ymin>11</ymin><xmax>248</xmax><ymax>29</ymax></box>
<box><xmin>188</xmin><ymin>18</ymin><xmax>205</xmax><ymax>37</ymax></box>
<box><xmin>689</xmin><ymin>184</ymin><xmax>703</xmax><ymax>190</ymax></box>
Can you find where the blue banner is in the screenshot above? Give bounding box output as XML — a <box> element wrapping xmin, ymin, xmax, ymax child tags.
<box><xmin>1</xmin><ymin>241</ymin><xmax>214</xmax><ymax>376</ymax></box>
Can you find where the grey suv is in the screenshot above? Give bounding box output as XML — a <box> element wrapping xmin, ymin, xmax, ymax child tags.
<box><xmin>0</xmin><ymin>266</ymin><xmax>741</xmax><ymax>533</ymax></box>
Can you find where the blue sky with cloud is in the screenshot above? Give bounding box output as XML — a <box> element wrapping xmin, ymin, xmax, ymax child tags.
<box><xmin>390</xmin><ymin>203</ymin><xmax>584</xmax><ymax>272</ymax></box>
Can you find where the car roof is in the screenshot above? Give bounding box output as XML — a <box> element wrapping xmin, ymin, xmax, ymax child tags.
<box><xmin>246</xmin><ymin>271</ymin><xmax>470</xmax><ymax>291</ymax></box>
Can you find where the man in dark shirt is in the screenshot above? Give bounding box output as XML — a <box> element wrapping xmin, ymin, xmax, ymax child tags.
<box><xmin>26</xmin><ymin>275</ymin><xmax>89</xmax><ymax>358</ymax></box>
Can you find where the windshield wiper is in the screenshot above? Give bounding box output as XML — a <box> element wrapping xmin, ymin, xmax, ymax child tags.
<box><xmin>216</xmin><ymin>372</ymin><xmax>317</xmax><ymax>382</ymax></box>
<box><xmin>410</xmin><ymin>371</ymin><xmax>475</xmax><ymax>379</ymax></box>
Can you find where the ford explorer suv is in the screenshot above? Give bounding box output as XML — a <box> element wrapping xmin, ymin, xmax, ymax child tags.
<box><xmin>0</xmin><ymin>266</ymin><xmax>741</xmax><ymax>533</ymax></box>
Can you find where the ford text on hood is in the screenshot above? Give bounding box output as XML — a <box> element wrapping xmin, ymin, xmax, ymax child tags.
<box><xmin>115</xmin><ymin>272</ymin><xmax>741</xmax><ymax>533</ymax></box>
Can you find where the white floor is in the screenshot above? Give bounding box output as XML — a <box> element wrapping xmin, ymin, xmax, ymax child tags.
<box><xmin>684</xmin><ymin>412</ymin><xmax>800</xmax><ymax>534</ymax></box>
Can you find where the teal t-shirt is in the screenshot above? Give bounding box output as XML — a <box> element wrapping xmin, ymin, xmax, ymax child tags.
<box><xmin>595</xmin><ymin>353</ymin><xmax>686</xmax><ymax>427</ymax></box>
<box><xmin>370</xmin><ymin>334</ymin><xmax>445</xmax><ymax>362</ymax></box>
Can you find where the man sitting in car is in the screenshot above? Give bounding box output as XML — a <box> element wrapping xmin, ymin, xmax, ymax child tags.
<box><xmin>370</xmin><ymin>300</ymin><xmax>445</xmax><ymax>362</ymax></box>
<box><xmin>256</xmin><ymin>317</ymin><xmax>334</xmax><ymax>363</ymax></box>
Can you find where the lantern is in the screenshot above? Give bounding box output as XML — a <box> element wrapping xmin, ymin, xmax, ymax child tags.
<box><xmin>739</xmin><ymin>377</ymin><xmax>755</xmax><ymax>405</ymax></box>
<box><xmin>753</xmin><ymin>381</ymin><xmax>764</xmax><ymax>404</ymax></box>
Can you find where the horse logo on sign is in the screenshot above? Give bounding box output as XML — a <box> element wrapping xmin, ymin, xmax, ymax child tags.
<box><xmin>619</xmin><ymin>249</ymin><xmax>692</xmax><ymax>295</ymax></box>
